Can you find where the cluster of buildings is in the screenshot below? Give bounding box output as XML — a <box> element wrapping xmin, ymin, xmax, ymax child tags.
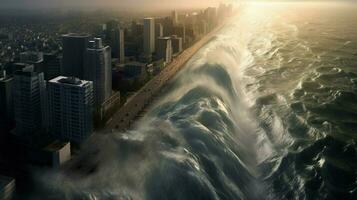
<box><xmin>0</xmin><ymin>4</ymin><xmax>233</xmax><ymax>198</ymax></box>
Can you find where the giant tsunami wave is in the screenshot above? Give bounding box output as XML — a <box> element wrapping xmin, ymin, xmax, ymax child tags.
<box><xmin>30</xmin><ymin>3</ymin><xmax>357</xmax><ymax>200</ymax></box>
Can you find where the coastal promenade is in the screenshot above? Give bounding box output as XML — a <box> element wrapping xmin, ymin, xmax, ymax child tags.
<box><xmin>105</xmin><ymin>21</ymin><xmax>227</xmax><ymax>131</ymax></box>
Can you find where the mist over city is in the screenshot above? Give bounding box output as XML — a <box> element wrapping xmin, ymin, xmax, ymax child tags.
<box><xmin>0</xmin><ymin>0</ymin><xmax>356</xmax><ymax>200</ymax></box>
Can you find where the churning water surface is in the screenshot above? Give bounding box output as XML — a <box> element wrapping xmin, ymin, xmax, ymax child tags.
<box><xmin>32</xmin><ymin>3</ymin><xmax>357</xmax><ymax>200</ymax></box>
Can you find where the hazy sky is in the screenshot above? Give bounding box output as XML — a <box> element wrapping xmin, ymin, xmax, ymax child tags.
<box><xmin>0</xmin><ymin>0</ymin><xmax>354</xmax><ymax>10</ymax></box>
<box><xmin>0</xmin><ymin>0</ymin><xmax>235</xmax><ymax>10</ymax></box>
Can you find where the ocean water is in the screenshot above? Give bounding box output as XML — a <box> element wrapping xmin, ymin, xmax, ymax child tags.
<box><xmin>31</xmin><ymin>3</ymin><xmax>357</xmax><ymax>200</ymax></box>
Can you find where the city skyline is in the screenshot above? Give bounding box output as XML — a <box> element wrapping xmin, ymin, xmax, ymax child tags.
<box><xmin>1</xmin><ymin>1</ymin><xmax>356</xmax><ymax>199</ymax></box>
<box><xmin>0</xmin><ymin>0</ymin><xmax>235</xmax><ymax>10</ymax></box>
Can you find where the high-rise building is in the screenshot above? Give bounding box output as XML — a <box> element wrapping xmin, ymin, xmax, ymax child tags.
<box><xmin>173</xmin><ymin>25</ymin><xmax>186</xmax><ymax>47</ymax></box>
<box><xmin>143</xmin><ymin>18</ymin><xmax>155</xmax><ymax>60</ymax></box>
<box><xmin>155</xmin><ymin>23</ymin><xmax>163</xmax><ymax>40</ymax></box>
<box><xmin>84</xmin><ymin>38</ymin><xmax>112</xmax><ymax>111</ymax></box>
<box><xmin>171</xmin><ymin>35</ymin><xmax>183</xmax><ymax>54</ymax></box>
<box><xmin>20</xmin><ymin>51</ymin><xmax>44</xmax><ymax>72</ymax></box>
<box><xmin>131</xmin><ymin>21</ymin><xmax>144</xmax><ymax>36</ymax></box>
<box><xmin>171</xmin><ymin>10</ymin><xmax>178</xmax><ymax>25</ymax></box>
<box><xmin>43</xmin><ymin>52</ymin><xmax>62</xmax><ymax>80</ymax></box>
<box><xmin>157</xmin><ymin>37</ymin><xmax>172</xmax><ymax>63</ymax></box>
<box><xmin>106</xmin><ymin>19</ymin><xmax>119</xmax><ymax>38</ymax></box>
<box><xmin>61</xmin><ymin>33</ymin><xmax>90</xmax><ymax>79</ymax></box>
<box><xmin>13</xmin><ymin>65</ymin><xmax>46</xmax><ymax>136</ymax></box>
<box><xmin>110</xmin><ymin>28</ymin><xmax>125</xmax><ymax>63</ymax></box>
<box><xmin>48</xmin><ymin>76</ymin><xmax>93</xmax><ymax>143</ymax></box>
<box><xmin>204</xmin><ymin>7</ymin><xmax>218</xmax><ymax>30</ymax></box>
<box><xmin>0</xmin><ymin>70</ymin><xmax>14</xmax><ymax>132</ymax></box>
<box><xmin>155</xmin><ymin>23</ymin><xmax>163</xmax><ymax>52</ymax></box>
<box><xmin>199</xmin><ymin>20</ymin><xmax>209</xmax><ymax>36</ymax></box>
<box><xmin>5</xmin><ymin>63</ymin><xmax>29</xmax><ymax>76</ymax></box>
<box><xmin>162</xmin><ymin>17</ymin><xmax>174</xmax><ymax>36</ymax></box>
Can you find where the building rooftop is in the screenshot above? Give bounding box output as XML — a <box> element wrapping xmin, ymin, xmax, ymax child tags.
<box><xmin>44</xmin><ymin>140</ymin><xmax>70</xmax><ymax>152</ymax></box>
<box><xmin>158</xmin><ymin>37</ymin><xmax>171</xmax><ymax>40</ymax></box>
<box><xmin>20</xmin><ymin>51</ymin><xmax>43</xmax><ymax>63</ymax></box>
<box><xmin>14</xmin><ymin>65</ymin><xmax>37</xmax><ymax>77</ymax></box>
<box><xmin>49</xmin><ymin>76</ymin><xmax>91</xmax><ymax>87</ymax></box>
<box><xmin>62</xmin><ymin>33</ymin><xmax>90</xmax><ymax>38</ymax></box>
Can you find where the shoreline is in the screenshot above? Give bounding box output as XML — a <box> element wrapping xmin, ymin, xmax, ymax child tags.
<box><xmin>105</xmin><ymin>20</ymin><xmax>229</xmax><ymax>132</ymax></box>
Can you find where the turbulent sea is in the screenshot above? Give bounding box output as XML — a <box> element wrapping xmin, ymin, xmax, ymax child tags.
<box><xmin>32</xmin><ymin>3</ymin><xmax>357</xmax><ymax>200</ymax></box>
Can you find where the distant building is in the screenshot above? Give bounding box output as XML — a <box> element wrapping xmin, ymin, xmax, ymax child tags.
<box><xmin>4</xmin><ymin>62</ymin><xmax>30</xmax><ymax>76</ymax></box>
<box><xmin>106</xmin><ymin>19</ymin><xmax>119</xmax><ymax>38</ymax></box>
<box><xmin>143</xmin><ymin>18</ymin><xmax>155</xmax><ymax>61</ymax></box>
<box><xmin>199</xmin><ymin>20</ymin><xmax>209</xmax><ymax>36</ymax></box>
<box><xmin>110</xmin><ymin>28</ymin><xmax>125</xmax><ymax>63</ymax></box>
<box><xmin>0</xmin><ymin>70</ymin><xmax>14</xmax><ymax>132</ymax></box>
<box><xmin>20</xmin><ymin>51</ymin><xmax>44</xmax><ymax>72</ymax></box>
<box><xmin>43</xmin><ymin>52</ymin><xmax>62</xmax><ymax>80</ymax></box>
<box><xmin>171</xmin><ymin>35</ymin><xmax>183</xmax><ymax>54</ymax></box>
<box><xmin>204</xmin><ymin>7</ymin><xmax>218</xmax><ymax>30</ymax></box>
<box><xmin>171</xmin><ymin>10</ymin><xmax>179</xmax><ymax>25</ymax></box>
<box><xmin>13</xmin><ymin>65</ymin><xmax>46</xmax><ymax>136</ymax></box>
<box><xmin>157</xmin><ymin>37</ymin><xmax>172</xmax><ymax>63</ymax></box>
<box><xmin>155</xmin><ymin>23</ymin><xmax>163</xmax><ymax>52</ymax></box>
<box><xmin>112</xmin><ymin>62</ymin><xmax>148</xmax><ymax>92</ymax></box>
<box><xmin>48</xmin><ymin>76</ymin><xmax>93</xmax><ymax>143</ymax></box>
<box><xmin>173</xmin><ymin>25</ymin><xmax>186</xmax><ymax>47</ymax></box>
<box><xmin>131</xmin><ymin>21</ymin><xmax>144</xmax><ymax>36</ymax></box>
<box><xmin>43</xmin><ymin>141</ymin><xmax>71</xmax><ymax>168</ymax></box>
<box><xmin>20</xmin><ymin>51</ymin><xmax>43</xmax><ymax>63</ymax></box>
<box><xmin>84</xmin><ymin>38</ymin><xmax>112</xmax><ymax>113</ymax></box>
<box><xmin>61</xmin><ymin>33</ymin><xmax>90</xmax><ymax>79</ymax></box>
<box><xmin>161</xmin><ymin>17</ymin><xmax>174</xmax><ymax>36</ymax></box>
<box><xmin>106</xmin><ymin>20</ymin><xmax>125</xmax><ymax>63</ymax></box>
<box><xmin>0</xmin><ymin>175</ymin><xmax>15</xmax><ymax>200</ymax></box>
<box><xmin>27</xmin><ymin>140</ymin><xmax>71</xmax><ymax>168</ymax></box>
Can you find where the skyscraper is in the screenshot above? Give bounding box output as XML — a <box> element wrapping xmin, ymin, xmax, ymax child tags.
<box><xmin>110</xmin><ymin>28</ymin><xmax>125</xmax><ymax>63</ymax></box>
<box><xmin>106</xmin><ymin>19</ymin><xmax>119</xmax><ymax>39</ymax></box>
<box><xmin>171</xmin><ymin>10</ymin><xmax>178</xmax><ymax>25</ymax></box>
<box><xmin>43</xmin><ymin>52</ymin><xmax>62</xmax><ymax>80</ymax></box>
<box><xmin>157</xmin><ymin>37</ymin><xmax>172</xmax><ymax>63</ymax></box>
<box><xmin>0</xmin><ymin>70</ymin><xmax>14</xmax><ymax>132</ymax></box>
<box><xmin>13</xmin><ymin>65</ymin><xmax>46</xmax><ymax>136</ymax></box>
<box><xmin>62</xmin><ymin>33</ymin><xmax>89</xmax><ymax>79</ymax></box>
<box><xmin>155</xmin><ymin>23</ymin><xmax>163</xmax><ymax>52</ymax></box>
<box><xmin>84</xmin><ymin>38</ymin><xmax>112</xmax><ymax>111</ymax></box>
<box><xmin>143</xmin><ymin>18</ymin><xmax>155</xmax><ymax>61</ymax></box>
<box><xmin>171</xmin><ymin>35</ymin><xmax>183</xmax><ymax>54</ymax></box>
<box><xmin>204</xmin><ymin>7</ymin><xmax>218</xmax><ymax>30</ymax></box>
<box><xmin>48</xmin><ymin>76</ymin><xmax>93</xmax><ymax>143</ymax></box>
<box><xmin>173</xmin><ymin>25</ymin><xmax>186</xmax><ymax>47</ymax></box>
<box><xmin>20</xmin><ymin>51</ymin><xmax>44</xmax><ymax>72</ymax></box>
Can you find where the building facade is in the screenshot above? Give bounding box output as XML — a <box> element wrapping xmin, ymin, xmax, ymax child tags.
<box><xmin>171</xmin><ymin>35</ymin><xmax>183</xmax><ymax>54</ymax></box>
<box><xmin>0</xmin><ymin>70</ymin><xmax>14</xmax><ymax>132</ymax></box>
<box><xmin>43</xmin><ymin>52</ymin><xmax>62</xmax><ymax>81</ymax></box>
<box><xmin>157</xmin><ymin>37</ymin><xmax>172</xmax><ymax>63</ymax></box>
<box><xmin>171</xmin><ymin>10</ymin><xmax>178</xmax><ymax>25</ymax></box>
<box><xmin>155</xmin><ymin>23</ymin><xmax>163</xmax><ymax>53</ymax></box>
<box><xmin>48</xmin><ymin>76</ymin><xmax>93</xmax><ymax>143</ymax></box>
<box><xmin>61</xmin><ymin>33</ymin><xmax>90</xmax><ymax>79</ymax></box>
<box><xmin>143</xmin><ymin>18</ymin><xmax>155</xmax><ymax>60</ymax></box>
<box><xmin>110</xmin><ymin>28</ymin><xmax>125</xmax><ymax>63</ymax></box>
<box><xmin>13</xmin><ymin>65</ymin><xmax>46</xmax><ymax>136</ymax></box>
<box><xmin>84</xmin><ymin>38</ymin><xmax>112</xmax><ymax>112</ymax></box>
